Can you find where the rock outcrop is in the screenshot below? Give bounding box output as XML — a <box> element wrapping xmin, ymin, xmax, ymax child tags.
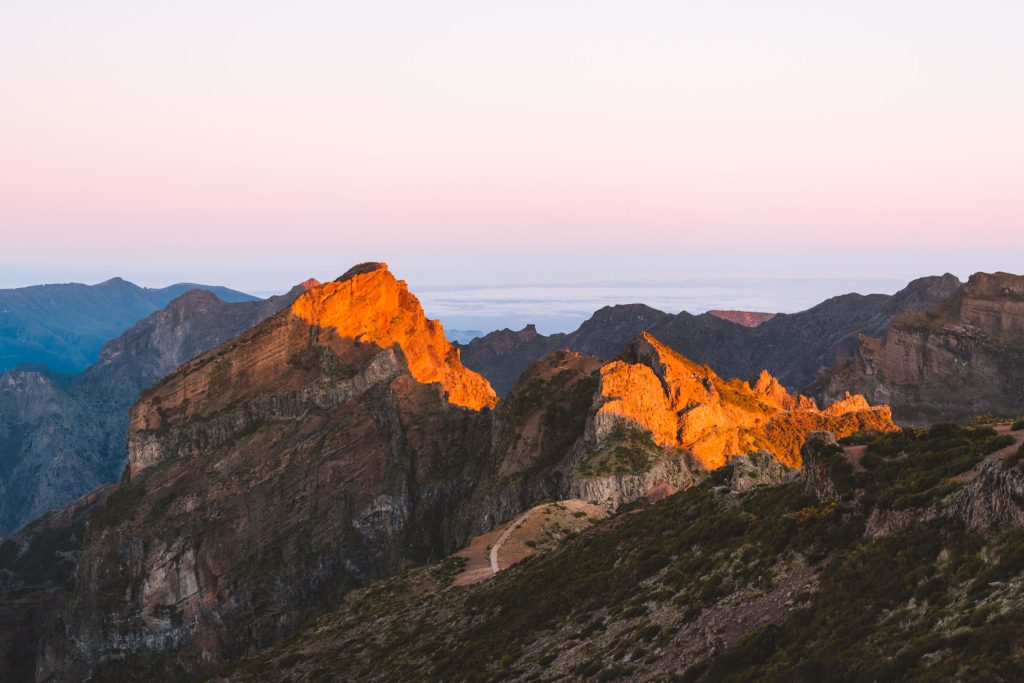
<box><xmin>589</xmin><ymin>333</ymin><xmax>895</xmax><ymax>469</ymax></box>
<box><xmin>799</xmin><ymin>431</ymin><xmax>843</xmax><ymax>501</ymax></box>
<box><xmin>944</xmin><ymin>457</ymin><xmax>1024</xmax><ymax>531</ymax></box>
<box><xmin>819</xmin><ymin>272</ymin><xmax>1024</xmax><ymax>421</ymax></box>
<box><xmin>729</xmin><ymin>450</ymin><xmax>797</xmax><ymax>492</ymax></box>
<box><xmin>290</xmin><ymin>264</ymin><xmax>495</xmax><ymax>411</ymax></box>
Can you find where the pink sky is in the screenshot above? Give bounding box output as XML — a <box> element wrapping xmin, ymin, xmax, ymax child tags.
<box><xmin>1</xmin><ymin>1</ymin><xmax>1022</xmax><ymax>289</ymax></box>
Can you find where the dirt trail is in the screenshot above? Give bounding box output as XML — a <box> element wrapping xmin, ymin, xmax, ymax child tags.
<box><xmin>490</xmin><ymin>509</ymin><xmax>535</xmax><ymax>573</ymax></box>
<box><xmin>452</xmin><ymin>500</ymin><xmax>607</xmax><ymax>587</ymax></box>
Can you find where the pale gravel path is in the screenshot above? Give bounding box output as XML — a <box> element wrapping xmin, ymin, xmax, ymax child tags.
<box><xmin>489</xmin><ymin>508</ymin><xmax>537</xmax><ymax>574</ymax></box>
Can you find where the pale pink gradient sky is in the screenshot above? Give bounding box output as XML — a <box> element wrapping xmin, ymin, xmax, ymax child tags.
<box><xmin>1</xmin><ymin>1</ymin><xmax>1022</xmax><ymax>297</ymax></box>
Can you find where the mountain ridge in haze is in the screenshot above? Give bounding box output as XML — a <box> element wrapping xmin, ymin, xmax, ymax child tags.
<box><xmin>460</xmin><ymin>274</ymin><xmax>963</xmax><ymax>397</ymax></box>
<box><xmin>0</xmin><ymin>277</ymin><xmax>258</xmax><ymax>374</ymax></box>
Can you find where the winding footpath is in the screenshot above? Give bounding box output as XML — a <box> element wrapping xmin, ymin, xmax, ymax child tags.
<box><xmin>489</xmin><ymin>508</ymin><xmax>537</xmax><ymax>574</ymax></box>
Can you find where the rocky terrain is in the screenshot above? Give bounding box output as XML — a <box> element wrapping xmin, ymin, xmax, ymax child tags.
<box><xmin>0</xmin><ymin>486</ymin><xmax>113</xmax><ymax>682</ymax></box>
<box><xmin>461</xmin><ymin>274</ymin><xmax>963</xmax><ymax>397</ymax></box>
<box><xmin>819</xmin><ymin>272</ymin><xmax>1024</xmax><ymax>422</ymax></box>
<box><xmin>0</xmin><ymin>277</ymin><xmax>255</xmax><ymax>374</ymax></box>
<box><xmin>0</xmin><ymin>285</ymin><xmax>308</xmax><ymax>535</ymax></box>
<box><xmin>221</xmin><ymin>421</ymin><xmax>1024</xmax><ymax>682</ymax></box>
<box><xmin>44</xmin><ymin>264</ymin><xmax>497</xmax><ymax>680</ymax></box>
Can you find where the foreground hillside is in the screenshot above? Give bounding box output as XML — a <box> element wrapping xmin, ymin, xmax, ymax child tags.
<box><xmin>224</xmin><ymin>422</ymin><xmax>1024</xmax><ymax>682</ymax></box>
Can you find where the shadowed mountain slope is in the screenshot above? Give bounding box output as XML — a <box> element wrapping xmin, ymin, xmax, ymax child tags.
<box><xmin>221</xmin><ymin>423</ymin><xmax>1024</xmax><ymax>682</ymax></box>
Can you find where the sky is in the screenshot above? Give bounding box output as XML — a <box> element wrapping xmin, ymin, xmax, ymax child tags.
<box><xmin>1</xmin><ymin>2</ymin><xmax>1022</xmax><ymax>331</ymax></box>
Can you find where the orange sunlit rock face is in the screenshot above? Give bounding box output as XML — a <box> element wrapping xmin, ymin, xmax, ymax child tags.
<box><xmin>593</xmin><ymin>332</ymin><xmax>895</xmax><ymax>469</ymax></box>
<box><xmin>595</xmin><ymin>360</ymin><xmax>677</xmax><ymax>446</ymax></box>
<box><xmin>290</xmin><ymin>263</ymin><xmax>497</xmax><ymax>411</ymax></box>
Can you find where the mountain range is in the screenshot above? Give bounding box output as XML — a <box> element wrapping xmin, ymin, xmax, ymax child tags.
<box><xmin>0</xmin><ymin>278</ymin><xmax>256</xmax><ymax>375</ymax></box>
<box><xmin>457</xmin><ymin>272</ymin><xmax>966</xmax><ymax>407</ymax></box>
<box><xmin>1</xmin><ymin>264</ymin><xmax>1023</xmax><ymax>681</ymax></box>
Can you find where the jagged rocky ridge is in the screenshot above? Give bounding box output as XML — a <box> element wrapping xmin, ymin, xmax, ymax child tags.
<box><xmin>1</xmin><ymin>263</ymin><xmax>897</xmax><ymax>681</ymax></box>
<box><xmin>460</xmin><ymin>274</ymin><xmax>963</xmax><ymax>397</ymax></box>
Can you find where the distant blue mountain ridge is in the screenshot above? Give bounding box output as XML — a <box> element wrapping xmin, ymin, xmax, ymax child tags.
<box><xmin>0</xmin><ymin>277</ymin><xmax>257</xmax><ymax>374</ymax></box>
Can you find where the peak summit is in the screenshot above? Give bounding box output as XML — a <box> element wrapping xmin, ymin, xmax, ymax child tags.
<box><xmin>291</xmin><ymin>264</ymin><xmax>496</xmax><ymax>410</ymax></box>
<box><xmin>337</xmin><ymin>262</ymin><xmax>388</xmax><ymax>282</ymax></box>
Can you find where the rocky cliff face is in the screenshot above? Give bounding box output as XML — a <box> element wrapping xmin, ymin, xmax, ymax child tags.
<box><xmin>53</xmin><ymin>264</ymin><xmax>498</xmax><ymax>680</ymax></box>
<box><xmin>0</xmin><ymin>286</ymin><xmax>305</xmax><ymax>536</ymax></box>
<box><xmin>290</xmin><ymin>264</ymin><xmax>495</xmax><ymax>411</ymax></box>
<box><xmin>819</xmin><ymin>272</ymin><xmax>1024</xmax><ymax>421</ymax></box>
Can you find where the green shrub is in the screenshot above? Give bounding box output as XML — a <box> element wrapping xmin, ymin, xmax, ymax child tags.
<box><xmin>981</xmin><ymin>434</ymin><xmax>1015</xmax><ymax>454</ymax></box>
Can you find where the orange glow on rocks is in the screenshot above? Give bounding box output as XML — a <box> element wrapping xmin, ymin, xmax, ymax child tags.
<box><xmin>594</xmin><ymin>332</ymin><xmax>895</xmax><ymax>469</ymax></box>
<box><xmin>290</xmin><ymin>263</ymin><xmax>497</xmax><ymax>411</ymax></box>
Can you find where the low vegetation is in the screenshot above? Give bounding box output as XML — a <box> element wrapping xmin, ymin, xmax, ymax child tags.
<box><xmin>576</xmin><ymin>422</ymin><xmax>682</xmax><ymax>477</ymax></box>
<box><xmin>219</xmin><ymin>423</ymin><xmax>1024</xmax><ymax>682</ymax></box>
